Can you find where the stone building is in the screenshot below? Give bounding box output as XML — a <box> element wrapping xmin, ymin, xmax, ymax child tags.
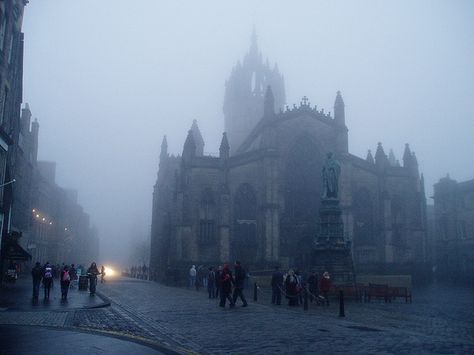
<box><xmin>433</xmin><ymin>176</ymin><xmax>474</xmax><ymax>282</ymax></box>
<box><xmin>0</xmin><ymin>0</ymin><xmax>29</xmax><ymax>272</ymax></box>
<box><xmin>150</xmin><ymin>36</ymin><xmax>428</xmax><ymax>280</ymax></box>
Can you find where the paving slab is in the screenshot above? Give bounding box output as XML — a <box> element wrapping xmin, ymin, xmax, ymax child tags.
<box><xmin>0</xmin><ymin>325</ymin><xmax>163</xmax><ymax>354</ymax></box>
<box><xmin>0</xmin><ymin>276</ymin><xmax>108</xmax><ymax>311</ymax></box>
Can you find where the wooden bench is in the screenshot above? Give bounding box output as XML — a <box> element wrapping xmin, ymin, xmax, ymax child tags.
<box><xmin>367</xmin><ymin>283</ymin><xmax>389</xmax><ymax>303</ymax></box>
<box><xmin>389</xmin><ymin>286</ymin><xmax>412</xmax><ymax>303</ymax></box>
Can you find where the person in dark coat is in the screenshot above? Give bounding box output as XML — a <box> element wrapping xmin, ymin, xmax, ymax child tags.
<box><xmin>60</xmin><ymin>265</ymin><xmax>71</xmax><ymax>300</ymax></box>
<box><xmin>87</xmin><ymin>262</ymin><xmax>100</xmax><ymax>295</ymax></box>
<box><xmin>31</xmin><ymin>262</ymin><xmax>43</xmax><ymax>300</ymax></box>
<box><xmin>319</xmin><ymin>271</ymin><xmax>331</xmax><ymax>306</ymax></box>
<box><xmin>307</xmin><ymin>270</ymin><xmax>319</xmax><ymax>303</ymax></box>
<box><xmin>271</xmin><ymin>266</ymin><xmax>283</xmax><ymax>305</ymax></box>
<box><xmin>215</xmin><ymin>265</ymin><xmax>222</xmax><ymax>298</ymax></box>
<box><xmin>285</xmin><ymin>269</ymin><xmax>298</xmax><ymax>306</ymax></box>
<box><xmin>232</xmin><ymin>261</ymin><xmax>248</xmax><ymax>307</ymax></box>
<box><xmin>207</xmin><ymin>267</ymin><xmax>216</xmax><ymax>298</ymax></box>
<box><xmin>219</xmin><ymin>264</ymin><xmax>234</xmax><ymax>308</ymax></box>
<box><xmin>42</xmin><ymin>262</ymin><xmax>54</xmax><ymax>300</ymax></box>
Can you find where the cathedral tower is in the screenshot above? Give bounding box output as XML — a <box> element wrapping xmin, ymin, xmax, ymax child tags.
<box><xmin>223</xmin><ymin>29</ymin><xmax>285</xmax><ymax>154</ymax></box>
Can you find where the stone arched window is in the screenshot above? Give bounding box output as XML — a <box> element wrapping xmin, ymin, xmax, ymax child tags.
<box><xmin>280</xmin><ymin>135</ymin><xmax>322</xmax><ymax>261</ymax></box>
<box><xmin>391</xmin><ymin>194</ymin><xmax>406</xmax><ymax>246</ymax></box>
<box><xmin>353</xmin><ymin>187</ymin><xmax>374</xmax><ymax>246</ymax></box>
<box><xmin>199</xmin><ymin>188</ymin><xmax>215</xmax><ymax>244</ymax></box>
<box><xmin>232</xmin><ymin>183</ymin><xmax>257</xmax><ymax>263</ymax></box>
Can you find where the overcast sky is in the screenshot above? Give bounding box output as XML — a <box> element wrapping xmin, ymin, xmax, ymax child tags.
<box><xmin>22</xmin><ymin>0</ymin><xmax>474</xmax><ymax>265</ymax></box>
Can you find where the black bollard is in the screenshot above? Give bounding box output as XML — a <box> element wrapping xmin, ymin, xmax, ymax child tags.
<box><xmin>339</xmin><ymin>290</ymin><xmax>345</xmax><ymax>317</ymax></box>
<box><xmin>254</xmin><ymin>282</ymin><xmax>258</xmax><ymax>302</ymax></box>
<box><xmin>304</xmin><ymin>287</ymin><xmax>308</xmax><ymax>311</ymax></box>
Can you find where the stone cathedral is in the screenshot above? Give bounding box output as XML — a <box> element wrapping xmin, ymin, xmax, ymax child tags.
<box><xmin>150</xmin><ymin>34</ymin><xmax>428</xmax><ymax>281</ymax></box>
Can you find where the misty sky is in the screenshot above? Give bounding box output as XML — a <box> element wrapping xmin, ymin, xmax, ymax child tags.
<box><xmin>22</xmin><ymin>1</ymin><xmax>474</xmax><ymax>265</ymax></box>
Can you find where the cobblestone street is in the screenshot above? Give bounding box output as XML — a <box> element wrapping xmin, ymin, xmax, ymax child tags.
<box><xmin>97</xmin><ymin>277</ymin><xmax>474</xmax><ymax>354</ymax></box>
<box><xmin>1</xmin><ymin>276</ymin><xmax>473</xmax><ymax>354</ymax></box>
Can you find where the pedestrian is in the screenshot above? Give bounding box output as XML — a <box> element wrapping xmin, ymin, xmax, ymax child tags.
<box><xmin>232</xmin><ymin>261</ymin><xmax>248</xmax><ymax>307</ymax></box>
<box><xmin>42</xmin><ymin>262</ymin><xmax>53</xmax><ymax>300</ymax></box>
<box><xmin>207</xmin><ymin>267</ymin><xmax>216</xmax><ymax>298</ymax></box>
<box><xmin>271</xmin><ymin>266</ymin><xmax>283</xmax><ymax>305</ymax></box>
<box><xmin>319</xmin><ymin>271</ymin><xmax>331</xmax><ymax>306</ymax></box>
<box><xmin>307</xmin><ymin>270</ymin><xmax>319</xmax><ymax>303</ymax></box>
<box><xmin>69</xmin><ymin>264</ymin><xmax>78</xmax><ymax>289</ymax></box>
<box><xmin>87</xmin><ymin>262</ymin><xmax>100</xmax><ymax>296</ymax></box>
<box><xmin>285</xmin><ymin>269</ymin><xmax>298</xmax><ymax>306</ymax></box>
<box><xmin>31</xmin><ymin>262</ymin><xmax>43</xmax><ymax>301</ymax></box>
<box><xmin>189</xmin><ymin>265</ymin><xmax>196</xmax><ymax>288</ymax></box>
<box><xmin>215</xmin><ymin>265</ymin><xmax>222</xmax><ymax>298</ymax></box>
<box><xmin>60</xmin><ymin>265</ymin><xmax>71</xmax><ymax>300</ymax></box>
<box><xmin>295</xmin><ymin>270</ymin><xmax>303</xmax><ymax>305</ymax></box>
<box><xmin>100</xmin><ymin>265</ymin><xmax>106</xmax><ymax>283</ymax></box>
<box><xmin>219</xmin><ymin>264</ymin><xmax>234</xmax><ymax>308</ymax></box>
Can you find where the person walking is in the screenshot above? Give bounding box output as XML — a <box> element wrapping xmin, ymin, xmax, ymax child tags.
<box><xmin>87</xmin><ymin>262</ymin><xmax>100</xmax><ymax>296</ymax></box>
<box><xmin>215</xmin><ymin>265</ymin><xmax>222</xmax><ymax>298</ymax></box>
<box><xmin>285</xmin><ymin>269</ymin><xmax>298</xmax><ymax>306</ymax></box>
<box><xmin>31</xmin><ymin>262</ymin><xmax>43</xmax><ymax>301</ymax></box>
<box><xmin>60</xmin><ymin>265</ymin><xmax>71</xmax><ymax>300</ymax></box>
<box><xmin>219</xmin><ymin>264</ymin><xmax>234</xmax><ymax>308</ymax></box>
<box><xmin>100</xmin><ymin>265</ymin><xmax>106</xmax><ymax>283</ymax></box>
<box><xmin>232</xmin><ymin>261</ymin><xmax>248</xmax><ymax>307</ymax></box>
<box><xmin>271</xmin><ymin>266</ymin><xmax>283</xmax><ymax>305</ymax></box>
<box><xmin>319</xmin><ymin>271</ymin><xmax>331</xmax><ymax>306</ymax></box>
<box><xmin>307</xmin><ymin>271</ymin><xmax>319</xmax><ymax>303</ymax></box>
<box><xmin>207</xmin><ymin>267</ymin><xmax>216</xmax><ymax>298</ymax></box>
<box><xmin>69</xmin><ymin>264</ymin><xmax>77</xmax><ymax>289</ymax></box>
<box><xmin>42</xmin><ymin>263</ymin><xmax>53</xmax><ymax>300</ymax></box>
<box><xmin>189</xmin><ymin>265</ymin><xmax>196</xmax><ymax>288</ymax></box>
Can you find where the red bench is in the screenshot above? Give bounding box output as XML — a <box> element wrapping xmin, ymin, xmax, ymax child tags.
<box><xmin>389</xmin><ymin>286</ymin><xmax>412</xmax><ymax>303</ymax></box>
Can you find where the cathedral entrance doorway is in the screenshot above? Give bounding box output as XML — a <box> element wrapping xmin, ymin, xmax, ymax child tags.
<box><xmin>232</xmin><ymin>183</ymin><xmax>258</xmax><ymax>265</ymax></box>
<box><xmin>281</xmin><ymin>136</ymin><xmax>322</xmax><ymax>267</ymax></box>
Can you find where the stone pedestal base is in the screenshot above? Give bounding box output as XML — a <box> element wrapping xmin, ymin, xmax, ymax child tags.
<box><xmin>312</xmin><ymin>246</ymin><xmax>355</xmax><ymax>285</ymax></box>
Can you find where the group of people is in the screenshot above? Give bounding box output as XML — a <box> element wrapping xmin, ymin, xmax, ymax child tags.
<box><xmin>271</xmin><ymin>267</ymin><xmax>332</xmax><ymax>306</ymax></box>
<box><xmin>31</xmin><ymin>261</ymin><xmax>104</xmax><ymax>301</ymax></box>
<box><xmin>129</xmin><ymin>264</ymin><xmax>148</xmax><ymax>280</ymax></box>
<box><xmin>190</xmin><ymin>261</ymin><xmax>249</xmax><ymax>308</ymax></box>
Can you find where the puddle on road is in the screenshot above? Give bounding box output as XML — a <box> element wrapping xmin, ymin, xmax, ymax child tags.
<box><xmin>345</xmin><ymin>325</ymin><xmax>382</xmax><ymax>332</ymax></box>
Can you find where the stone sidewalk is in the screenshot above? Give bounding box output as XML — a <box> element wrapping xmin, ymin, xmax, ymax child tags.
<box><xmin>0</xmin><ymin>276</ymin><xmax>107</xmax><ymax>311</ymax></box>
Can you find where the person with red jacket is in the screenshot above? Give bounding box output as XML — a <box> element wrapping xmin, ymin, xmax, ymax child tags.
<box><xmin>219</xmin><ymin>264</ymin><xmax>235</xmax><ymax>308</ymax></box>
<box><xmin>319</xmin><ymin>271</ymin><xmax>331</xmax><ymax>306</ymax></box>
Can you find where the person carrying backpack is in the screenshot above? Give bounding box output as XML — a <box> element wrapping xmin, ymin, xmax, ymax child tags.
<box><xmin>43</xmin><ymin>262</ymin><xmax>53</xmax><ymax>300</ymax></box>
<box><xmin>60</xmin><ymin>265</ymin><xmax>71</xmax><ymax>300</ymax></box>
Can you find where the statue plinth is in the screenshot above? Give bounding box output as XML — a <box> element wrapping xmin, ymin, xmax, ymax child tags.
<box><xmin>312</xmin><ymin>196</ymin><xmax>356</xmax><ymax>285</ymax></box>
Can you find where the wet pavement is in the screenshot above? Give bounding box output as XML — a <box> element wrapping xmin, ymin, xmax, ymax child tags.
<box><xmin>0</xmin><ymin>277</ymin><xmax>107</xmax><ymax>311</ymax></box>
<box><xmin>97</xmin><ymin>277</ymin><xmax>474</xmax><ymax>354</ymax></box>
<box><xmin>0</xmin><ymin>325</ymin><xmax>163</xmax><ymax>354</ymax></box>
<box><xmin>1</xmin><ymin>275</ymin><xmax>473</xmax><ymax>354</ymax></box>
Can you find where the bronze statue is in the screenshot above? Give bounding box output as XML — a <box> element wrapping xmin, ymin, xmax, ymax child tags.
<box><xmin>322</xmin><ymin>152</ymin><xmax>341</xmax><ymax>199</ymax></box>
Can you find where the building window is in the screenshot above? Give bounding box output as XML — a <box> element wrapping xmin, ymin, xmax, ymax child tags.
<box><xmin>199</xmin><ymin>188</ymin><xmax>215</xmax><ymax>243</ymax></box>
<box><xmin>1</xmin><ymin>87</ymin><xmax>8</xmax><ymax>125</ymax></box>
<box><xmin>199</xmin><ymin>219</ymin><xmax>215</xmax><ymax>243</ymax></box>
<box><xmin>0</xmin><ymin>14</ymin><xmax>6</xmax><ymax>51</ymax></box>
<box><xmin>7</xmin><ymin>33</ymin><xmax>13</xmax><ymax>64</ymax></box>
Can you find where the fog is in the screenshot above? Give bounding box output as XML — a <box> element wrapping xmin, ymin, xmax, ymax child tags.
<box><xmin>22</xmin><ymin>1</ymin><xmax>474</xmax><ymax>266</ymax></box>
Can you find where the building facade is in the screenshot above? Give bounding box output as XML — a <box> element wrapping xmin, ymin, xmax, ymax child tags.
<box><xmin>433</xmin><ymin>176</ymin><xmax>474</xmax><ymax>282</ymax></box>
<box><xmin>0</xmin><ymin>0</ymin><xmax>29</xmax><ymax>273</ymax></box>
<box><xmin>150</xmin><ymin>37</ymin><xmax>428</xmax><ymax>280</ymax></box>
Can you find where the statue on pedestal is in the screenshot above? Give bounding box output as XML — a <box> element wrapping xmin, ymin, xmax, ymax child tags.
<box><xmin>322</xmin><ymin>152</ymin><xmax>341</xmax><ymax>199</ymax></box>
